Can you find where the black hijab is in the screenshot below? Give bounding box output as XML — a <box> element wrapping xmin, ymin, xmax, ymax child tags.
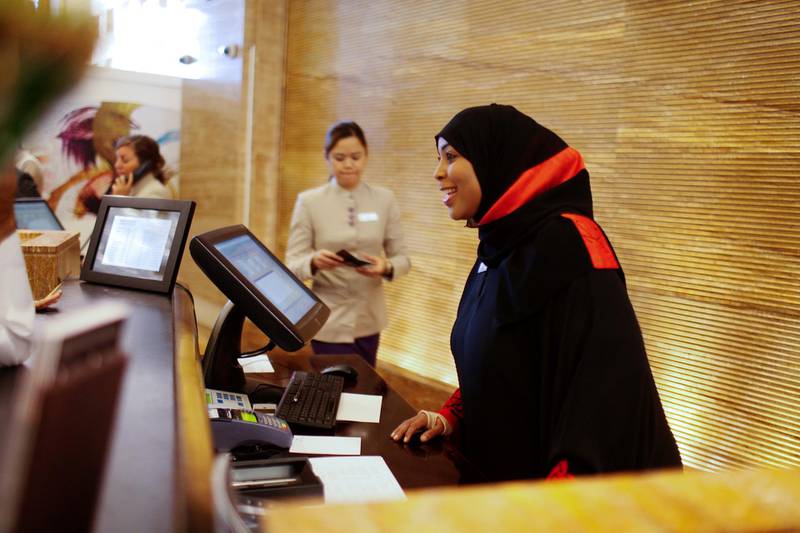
<box><xmin>435</xmin><ymin>104</ymin><xmax>581</xmax><ymax>220</ymax></box>
<box><xmin>436</xmin><ymin>104</ymin><xmax>594</xmax><ymax>265</ymax></box>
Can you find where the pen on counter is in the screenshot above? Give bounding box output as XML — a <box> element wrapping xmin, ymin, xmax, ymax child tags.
<box><xmin>45</xmin><ymin>282</ymin><xmax>63</xmax><ymax>299</ymax></box>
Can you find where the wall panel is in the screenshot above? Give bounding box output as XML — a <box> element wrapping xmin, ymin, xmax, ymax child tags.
<box><xmin>178</xmin><ymin>0</ymin><xmax>245</xmax><ymax>329</ymax></box>
<box><xmin>179</xmin><ymin>0</ymin><xmax>289</xmax><ymax>334</ymax></box>
<box><xmin>280</xmin><ymin>0</ymin><xmax>800</xmax><ymax>471</ymax></box>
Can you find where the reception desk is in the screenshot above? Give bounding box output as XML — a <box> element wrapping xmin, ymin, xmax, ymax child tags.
<box><xmin>0</xmin><ymin>279</ymin><xmax>470</xmax><ymax>532</ymax></box>
<box><xmin>172</xmin><ymin>295</ymin><xmax>473</xmax><ymax>531</ymax></box>
<box><xmin>0</xmin><ymin>280</ymin><xmax>186</xmax><ymax>532</ymax></box>
<box><xmin>266</xmin><ymin>467</ymin><xmax>800</xmax><ymax>532</ymax></box>
<box><xmin>4</xmin><ymin>280</ymin><xmax>800</xmax><ymax>532</ymax></box>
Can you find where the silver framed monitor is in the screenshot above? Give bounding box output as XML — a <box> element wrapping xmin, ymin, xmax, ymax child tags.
<box><xmin>80</xmin><ymin>196</ymin><xmax>195</xmax><ymax>294</ymax></box>
<box><xmin>13</xmin><ymin>197</ymin><xmax>64</xmax><ymax>230</ymax></box>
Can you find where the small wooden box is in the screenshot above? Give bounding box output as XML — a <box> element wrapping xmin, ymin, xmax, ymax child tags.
<box><xmin>17</xmin><ymin>230</ymin><xmax>81</xmax><ymax>300</ymax></box>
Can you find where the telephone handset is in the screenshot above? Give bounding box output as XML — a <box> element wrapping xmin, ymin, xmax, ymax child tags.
<box><xmin>130</xmin><ymin>159</ymin><xmax>154</xmax><ymax>184</ymax></box>
<box><xmin>107</xmin><ymin>160</ymin><xmax>154</xmax><ymax>195</ymax></box>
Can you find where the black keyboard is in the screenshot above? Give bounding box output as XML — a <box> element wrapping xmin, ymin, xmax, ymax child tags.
<box><xmin>276</xmin><ymin>371</ymin><xmax>344</xmax><ymax>429</ymax></box>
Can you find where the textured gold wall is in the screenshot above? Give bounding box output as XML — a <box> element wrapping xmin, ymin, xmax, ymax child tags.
<box><xmin>178</xmin><ymin>0</ymin><xmax>245</xmax><ymax>328</ymax></box>
<box><xmin>279</xmin><ymin>0</ymin><xmax>800</xmax><ymax>472</ymax></box>
<box><xmin>179</xmin><ymin>0</ymin><xmax>288</xmax><ymax>331</ymax></box>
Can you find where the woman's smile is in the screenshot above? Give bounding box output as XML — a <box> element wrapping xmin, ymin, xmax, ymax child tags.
<box><xmin>433</xmin><ymin>136</ymin><xmax>481</xmax><ymax>220</ymax></box>
<box><xmin>440</xmin><ymin>186</ymin><xmax>457</xmax><ymax>206</ymax></box>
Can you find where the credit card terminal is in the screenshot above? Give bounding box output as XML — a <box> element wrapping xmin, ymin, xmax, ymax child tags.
<box><xmin>209</xmin><ymin>407</ymin><xmax>293</xmax><ymax>451</ymax></box>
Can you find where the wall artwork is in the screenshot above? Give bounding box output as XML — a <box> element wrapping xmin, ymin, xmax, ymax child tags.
<box><xmin>21</xmin><ymin>67</ymin><xmax>182</xmax><ymax>248</ymax></box>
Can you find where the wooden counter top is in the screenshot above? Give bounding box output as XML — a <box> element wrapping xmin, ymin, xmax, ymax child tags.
<box><xmin>266</xmin><ymin>466</ymin><xmax>800</xmax><ymax>532</ymax></box>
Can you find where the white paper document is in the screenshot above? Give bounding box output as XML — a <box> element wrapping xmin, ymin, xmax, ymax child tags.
<box><xmin>335</xmin><ymin>392</ymin><xmax>383</xmax><ymax>423</ymax></box>
<box><xmin>308</xmin><ymin>456</ymin><xmax>406</xmax><ymax>504</ymax></box>
<box><xmin>289</xmin><ymin>435</ymin><xmax>361</xmax><ymax>455</ymax></box>
<box><xmin>102</xmin><ymin>215</ymin><xmax>172</xmax><ymax>271</ymax></box>
<box><xmin>237</xmin><ymin>355</ymin><xmax>274</xmax><ymax>373</ymax></box>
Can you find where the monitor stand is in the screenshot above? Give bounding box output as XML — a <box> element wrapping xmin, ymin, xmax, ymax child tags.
<box><xmin>203</xmin><ymin>300</ymin><xmax>284</xmax><ymax>404</ymax></box>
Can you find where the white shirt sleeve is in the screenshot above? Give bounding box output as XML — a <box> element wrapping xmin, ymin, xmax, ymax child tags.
<box><xmin>0</xmin><ymin>233</ymin><xmax>35</xmax><ymax>366</ymax></box>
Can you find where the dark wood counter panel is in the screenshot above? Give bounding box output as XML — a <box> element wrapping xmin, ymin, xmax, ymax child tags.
<box><xmin>0</xmin><ymin>279</ymin><xmax>469</xmax><ymax>532</ymax></box>
<box><xmin>0</xmin><ymin>280</ymin><xmax>190</xmax><ymax>532</ymax></box>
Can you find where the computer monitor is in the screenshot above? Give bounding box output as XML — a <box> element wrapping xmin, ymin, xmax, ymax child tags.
<box><xmin>13</xmin><ymin>197</ymin><xmax>64</xmax><ymax>230</ymax></box>
<box><xmin>190</xmin><ymin>225</ymin><xmax>330</xmax><ymax>395</ymax></box>
<box><xmin>80</xmin><ymin>196</ymin><xmax>195</xmax><ymax>294</ymax></box>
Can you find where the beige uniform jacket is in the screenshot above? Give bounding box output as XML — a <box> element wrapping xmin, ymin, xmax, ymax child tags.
<box><xmin>131</xmin><ymin>173</ymin><xmax>174</xmax><ymax>200</ymax></box>
<box><xmin>285</xmin><ymin>180</ymin><xmax>411</xmax><ymax>343</ymax></box>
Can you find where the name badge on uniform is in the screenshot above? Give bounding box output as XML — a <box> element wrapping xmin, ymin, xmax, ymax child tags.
<box><xmin>357</xmin><ymin>212</ymin><xmax>379</xmax><ymax>222</ymax></box>
<box><xmin>477</xmin><ymin>262</ymin><xmax>487</xmax><ymax>273</ymax></box>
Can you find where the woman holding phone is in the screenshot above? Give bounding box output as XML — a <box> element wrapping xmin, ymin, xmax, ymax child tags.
<box><xmin>110</xmin><ymin>135</ymin><xmax>173</xmax><ymax>199</ymax></box>
<box><xmin>285</xmin><ymin>120</ymin><xmax>411</xmax><ymax>366</ymax></box>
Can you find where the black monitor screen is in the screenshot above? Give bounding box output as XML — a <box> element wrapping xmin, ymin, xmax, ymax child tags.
<box><xmin>190</xmin><ymin>225</ymin><xmax>329</xmax><ymax>353</ymax></box>
<box><xmin>14</xmin><ymin>198</ymin><xmax>64</xmax><ymax>230</ymax></box>
<box><xmin>214</xmin><ymin>234</ymin><xmax>316</xmax><ymax>325</ymax></box>
<box><xmin>91</xmin><ymin>206</ymin><xmax>181</xmax><ymax>281</ymax></box>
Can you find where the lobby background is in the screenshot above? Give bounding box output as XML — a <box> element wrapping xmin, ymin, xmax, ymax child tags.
<box><xmin>162</xmin><ymin>0</ymin><xmax>799</xmax><ymax>473</ymax></box>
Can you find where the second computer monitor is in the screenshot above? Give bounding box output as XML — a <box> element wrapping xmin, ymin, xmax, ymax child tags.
<box><xmin>13</xmin><ymin>198</ymin><xmax>64</xmax><ymax>231</ymax></box>
<box><xmin>190</xmin><ymin>225</ymin><xmax>329</xmax><ymax>352</ymax></box>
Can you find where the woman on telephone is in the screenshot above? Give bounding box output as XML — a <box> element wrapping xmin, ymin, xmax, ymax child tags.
<box><xmin>110</xmin><ymin>134</ymin><xmax>174</xmax><ymax>199</ymax></box>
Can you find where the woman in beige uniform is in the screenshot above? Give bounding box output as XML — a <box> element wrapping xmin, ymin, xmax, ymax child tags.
<box><xmin>285</xmin><ymin>121</ymin><xmax>410</xmax><ymax>366</ymax></box>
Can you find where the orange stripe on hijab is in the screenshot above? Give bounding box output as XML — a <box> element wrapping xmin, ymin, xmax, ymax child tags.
<box><xmin>478</xmin><ymin>146</ymin><xmax>585</xmax><ymax>225</ymax></box>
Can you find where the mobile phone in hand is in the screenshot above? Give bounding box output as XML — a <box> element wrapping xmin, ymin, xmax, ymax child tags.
<box><xmin>131</xmin><ymin>160</ymin><xmax>154</xmax><ymax>184</ymax></box>
<box><xmin>336</xmin><ymin>249</ymin><xmax>371</xmax><ymax>267</ymax></box>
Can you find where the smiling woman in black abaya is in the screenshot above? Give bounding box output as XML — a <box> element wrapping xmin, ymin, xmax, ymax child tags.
<box><xmin>391</xmin><ymin>104</ymin><xmax>682</xmax><ymax>482</ymax></box>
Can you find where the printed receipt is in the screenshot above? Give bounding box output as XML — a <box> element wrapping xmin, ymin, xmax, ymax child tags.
<box><xmin>308</xmin><ymin>456</ymin><xmax>406</xmax><ymax>504</ymax></box>
<box><xmin>237</xmin><ymin>355</ymin><xmax>274</xmax><ymax>373</ymax></box>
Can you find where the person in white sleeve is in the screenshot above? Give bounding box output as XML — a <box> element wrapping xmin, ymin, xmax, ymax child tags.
<box><xmin>0</xmin><ymin>167</ymin><xmax>60</xmax><ymax>366</ymax></box>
